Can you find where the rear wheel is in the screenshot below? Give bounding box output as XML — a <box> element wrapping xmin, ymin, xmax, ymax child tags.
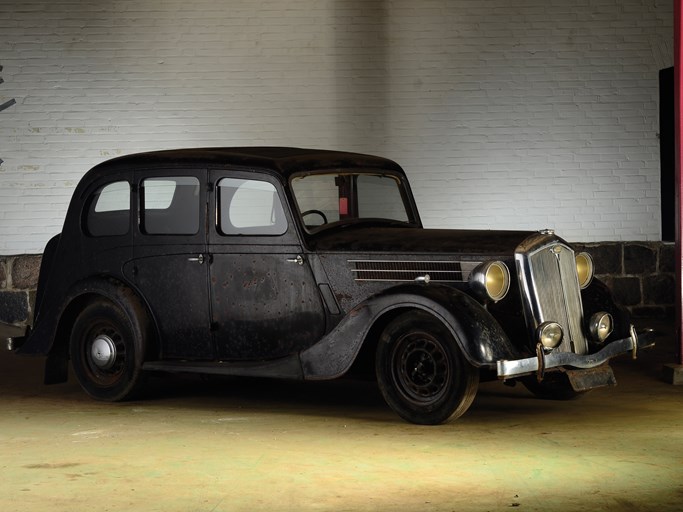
<box><xmin>70</xmin><ymin>297</ymin><xmax>147</xmax><ymax>401</ymax></box>
<box><xmin>375</xmin><ymin>311</ymin><xmax>479</xmax><ymax>425</ymax></box>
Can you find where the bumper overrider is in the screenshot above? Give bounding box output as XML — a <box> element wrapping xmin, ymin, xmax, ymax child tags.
<box><xmin>497</xmin><ymin>325</ymin><xmax>656</xmax><ymax>383</ymax></box>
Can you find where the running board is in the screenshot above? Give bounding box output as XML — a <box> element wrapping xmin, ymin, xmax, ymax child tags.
<box><xmin>143</xmin><ymin>355</ymin><xmax>304</xmax><ymax>380</ymax></box>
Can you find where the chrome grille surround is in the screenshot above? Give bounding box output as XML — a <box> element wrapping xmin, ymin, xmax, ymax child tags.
<box><xmin>515</xmin><ymin>233</ymin><xmax>588</xmax><ymax>355</ymax></box>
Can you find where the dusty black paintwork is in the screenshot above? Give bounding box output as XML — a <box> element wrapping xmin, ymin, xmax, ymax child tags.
<box><xmin>10</xmin><ymin>147</ymin><xmax>652</xmax><ymax>423</ymax></box>
<box><xmin>307</xmin><ymin>227</ymin><xmax>532</xmax><ymax>254</ymax></box>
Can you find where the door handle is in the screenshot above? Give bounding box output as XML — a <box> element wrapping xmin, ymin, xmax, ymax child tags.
<box><xmin>188</xmin><ymin>254</ymin><xmax>205</xmax><ymax>264</ymax></box>
<box><xmin>286</xmin><ymin>255</ymin><xmax>304</xmax><ymax>266</ymax></box>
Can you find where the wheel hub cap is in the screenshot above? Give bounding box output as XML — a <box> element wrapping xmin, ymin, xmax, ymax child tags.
<box><xmin>397</xmin><ymin>336</ymin><xmax>449</xmax><ymax>401</ymax></box>
<box><xmin>407</xmin><ymin>350</ymin><xmax>436</xmax><ymax>386</ymax></box>
<box><xmin>90</xmin><ymin>335</ymin><xmax>117</xmax><ymax>370</ymax></box>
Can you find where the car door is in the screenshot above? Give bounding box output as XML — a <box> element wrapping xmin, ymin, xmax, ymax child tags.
<box><xmin>127</xmin><ymin>168</ymin><xmax>214</xmax><ymax>360</ymax></box>
<box><xmin>208</xmin><ymin>170</ymin><xmax>326</xmax><ymax>361</ymax></box>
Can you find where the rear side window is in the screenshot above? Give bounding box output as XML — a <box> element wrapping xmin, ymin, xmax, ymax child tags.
<box><xmin>86</xmin><ymin>181</ymin><xmax>130</xmax><ymax>236</ymax></box>
<box><xmin>141</xmin><ymin>177</ymin><xmax>200</xmax><ymax>235</ymax></box>
<box><xmin>217</xmin><ymin>178</ymin><xmax>287</xmax><ymax>235</ymax></box>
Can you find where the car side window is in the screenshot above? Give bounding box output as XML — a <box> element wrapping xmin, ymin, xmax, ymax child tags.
<box><xmin>85</xmin><ymin>181</ymin><xmax>130</xmax><ymax>236</ymax></box>
<box><xmin>140</xmin><ymin>176</ymin><xmax>200</xmax><ymax>235</ymax></box>
<box><xmin>217</xmin><ymin>178</ymin><xmax>287</xmax><ymax>235</ymax></box>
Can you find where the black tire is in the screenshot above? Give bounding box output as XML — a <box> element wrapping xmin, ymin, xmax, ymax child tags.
<box><xmin>375</xmin><ymin>311</ymin><xmax>479</xmax><ymax>425</ymax></box>
<box><xmin>521</xmin><ymin>372</ymin><xmax>587</xmax><ymax>401</ymax></box>
<box><xmin>69</xmin><ymin>297</ymin><xmax>147</xmax><ymax>401</ymax></box>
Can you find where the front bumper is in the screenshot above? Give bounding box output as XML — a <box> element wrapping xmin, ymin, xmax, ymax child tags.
<box><xmin>497</xmin><ymin>325</ymin><xmax>655</xmax><ymax>380</ymax></box>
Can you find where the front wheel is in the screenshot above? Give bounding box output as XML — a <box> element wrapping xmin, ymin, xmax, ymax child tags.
<box><xmin>375</xmin><ymin>311</ymin><xmax>479</xmax><ymax>425</ymax></box>
<box><xmin>70</xmin><ymin>297</ymin><xmax>147</xmax><ymax>401</ymax></box>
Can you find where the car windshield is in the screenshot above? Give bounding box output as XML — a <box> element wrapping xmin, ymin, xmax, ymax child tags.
<box><xmin>291</xmin><ymin>172</ymin><xmax>416</xmax><ymax>232</ymax></box>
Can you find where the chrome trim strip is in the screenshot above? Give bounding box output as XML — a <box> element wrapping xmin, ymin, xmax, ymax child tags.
<box><xmin>496</xmin><ymin>327</ymin><xmax>655</xmax><ymax>379</ymax></box>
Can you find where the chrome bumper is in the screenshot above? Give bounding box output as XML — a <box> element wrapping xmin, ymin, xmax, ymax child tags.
<box><xmin>497</xmin><ymin>326</ymin><xmax>655</xmax><ymax>379</ymax></box>
<box><xmin>1</xmin><ymin>322</ymin><xmax>28</xmax><ymax>351</ymax></box>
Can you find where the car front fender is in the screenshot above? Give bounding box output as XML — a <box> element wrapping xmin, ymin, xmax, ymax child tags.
<box><xmin>300</xmin><ymin>284</ymin><xmax>523</xmax><ymax>380</ymax></box>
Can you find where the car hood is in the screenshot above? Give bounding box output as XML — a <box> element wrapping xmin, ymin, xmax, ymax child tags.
<box><xmin>306</xmin><ymin>227</ymin><xmax>537</xmax><ymax>257</ymax></box>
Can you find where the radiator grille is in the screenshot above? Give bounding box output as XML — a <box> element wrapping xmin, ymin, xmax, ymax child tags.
<box><xmin>350</xmin><ymin>260</ymin><xmax>479</xmax><ymax>283</ymax></box>
<box><xmin>523</xmin><ymin>244</ymin><xmax>588</xmax><ymax>354</ymax></box>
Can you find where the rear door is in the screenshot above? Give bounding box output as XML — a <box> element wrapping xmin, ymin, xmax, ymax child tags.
<box><xmin>208</xmin><ymin>170</ymin><xmax>326</xmax><ymax>361</ymax></box>
<box><xmin>127</xmin><ymin>169</ymin><xmax>213</xmax><ymax>360</ymax></box>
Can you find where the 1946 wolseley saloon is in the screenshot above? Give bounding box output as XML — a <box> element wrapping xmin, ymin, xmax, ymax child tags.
<box><xmin>6</xmin><ymin>147</ymin><xmax>654</xmax><ymax>424</ymax></box>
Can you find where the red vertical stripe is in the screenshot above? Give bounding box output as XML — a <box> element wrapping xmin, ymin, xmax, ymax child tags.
<box><xmin>339</xmin><ymin>197</ymin><xmax>349</xmax><ymax>216</ymax></box>
<box><xmin>676</xmin><ymin>0</ymin><xmax>683</xmax><ymax>363</ymax></box>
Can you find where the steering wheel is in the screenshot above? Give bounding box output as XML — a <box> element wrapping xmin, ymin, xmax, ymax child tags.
<box><xmin>301</xmin><ymin>209</ymin><xmax>328</xmax><ymax>225</ymax></box>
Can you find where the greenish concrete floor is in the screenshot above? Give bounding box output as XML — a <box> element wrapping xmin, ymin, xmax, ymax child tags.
<box><xmin>0</xmin><ymin>319</ymin><xmax>681</xmax><ymax>512</ymax></box>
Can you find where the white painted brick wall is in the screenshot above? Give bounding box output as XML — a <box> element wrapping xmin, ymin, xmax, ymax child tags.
<box><xmin>0</xmin><ymin>0</ymin><xmax>673</xmax><ymax>254</ymax></box>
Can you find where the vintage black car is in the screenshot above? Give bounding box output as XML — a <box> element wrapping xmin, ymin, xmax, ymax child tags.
<box><xmin>7</xmin><ymin>147</ymin><xmax>653</xmax><ymax>424</ymax></box>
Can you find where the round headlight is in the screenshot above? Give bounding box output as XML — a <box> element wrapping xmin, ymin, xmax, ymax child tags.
<box><xmin>589</xmin><ymin>312</ymin><xmax>613</xmax><ymax>342</ymax></box>
<box><xmin>575</xmin><ymin>252</ymin><xmax>594</xmax><ymax>289</ymax></box>
<box><xmin>469</xmin><ymin>261</ymin><xmax>510</xmax><ymax>302</ymax></box>
<box><xmin>538</xmin><ymin>321</ymin><xmax>563</xmax><ymax>350</ymax></box>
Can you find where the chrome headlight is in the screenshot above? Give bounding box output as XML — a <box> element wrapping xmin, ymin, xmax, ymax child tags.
<box><xmin>469</xmin><ymin>261</ymin><xmax>510</xmax><ymax>302</ymax></box>
<box><xmin>537</xmin><ymin>321</ymin><xmax>563</xmax><ymax>350</ymax></box>
<box><xmin>589</xmin><ymin>312</ymin><xmax>613</xmax><ymax>342</ymax></box>
<box><xmin>575</xmin><ymin>252</ymin><xmax>594</xmax><ymax>289</ymax></box>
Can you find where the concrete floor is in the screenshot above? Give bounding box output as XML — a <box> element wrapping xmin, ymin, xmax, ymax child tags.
<box><xmin>0</xmin><ymin>319</ymin><xmax>681</xmax><ymax>512</ymax></box>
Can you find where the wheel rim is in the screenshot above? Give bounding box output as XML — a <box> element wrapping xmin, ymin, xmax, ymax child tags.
<box><xmin>392</xmin><ymin>331</ymin><xmax>450</xmax><ymax>404</ymax></box>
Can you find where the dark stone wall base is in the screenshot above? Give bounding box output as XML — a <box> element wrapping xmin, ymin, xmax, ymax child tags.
<box><xmin>0</xmin><ymin>290</ymin><xmax>30</xmax><ymax>324</ymax></box>
<box><xmin>0</xmin><ymin>255</ymin><xmax>41</xmax><ymax>326</ymax></box>
<box><xmin>573</xmin><ymin>242</ymin><xmax>676</xmax><ymax>320</ymax></box>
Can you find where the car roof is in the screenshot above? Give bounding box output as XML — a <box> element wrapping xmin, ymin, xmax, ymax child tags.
<box><xmin>86</xmin><ymin>147</ymin><xmax>405</xmax><ymax>179</ymax></box>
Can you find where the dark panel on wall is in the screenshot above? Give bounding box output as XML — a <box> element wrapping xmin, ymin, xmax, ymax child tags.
<box><xmin>660</xmin><ymin>67</ymin><xmax>675</xmax><ymax>242</ymax></box>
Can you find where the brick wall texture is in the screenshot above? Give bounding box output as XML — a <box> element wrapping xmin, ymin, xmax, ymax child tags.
<box><xmin>0</xmin><ymin>0</ymin><xmax>674</xmax><ymax>255</ymax></box>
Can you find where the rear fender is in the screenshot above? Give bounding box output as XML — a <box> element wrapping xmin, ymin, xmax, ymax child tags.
<box><xmin>29</xmin><ymin>278</ymin><xmax>152</xmax><ymax>385</ymax></box>
<box><xmin>16</xmin><ymin>234</ymin><xmax>62</xmax><ymax>356</ymax></box>
<box><xmin>32</xmin><ymin>234</ymin><xmax>61</xmax><ymax>322</ymax></box>
<box><xmin>300</xmin><ymin>284</ymin><xmax>521</xmax><ymax>380</ymax></box>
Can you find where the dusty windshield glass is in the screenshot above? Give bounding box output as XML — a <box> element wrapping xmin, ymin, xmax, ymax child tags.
<box><xmin>291</xmin><ymin>172</ymin><xmax>413</xmax><ymax>231</ymax></box>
